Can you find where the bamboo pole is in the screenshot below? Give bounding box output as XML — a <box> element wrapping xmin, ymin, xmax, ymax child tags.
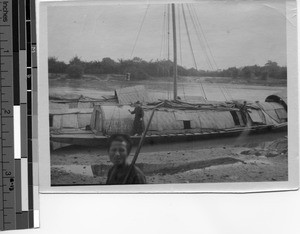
<box><xmin>122</xmin><ymin>104</ymin><xmax>161</xmax><ymax>184</ymax></box>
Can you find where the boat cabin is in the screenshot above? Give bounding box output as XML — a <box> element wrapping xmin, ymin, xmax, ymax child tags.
<box><xmin>88</xmin><ymin>99</ymin><xmax>287</xmax><ymax>136</ymax></box>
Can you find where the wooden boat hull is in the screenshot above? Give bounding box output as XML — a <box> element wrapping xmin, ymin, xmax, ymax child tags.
<box><xmin>50</xmin><ymin>123</ymin><xmax>287</xmax><ymax>148</ymax></box>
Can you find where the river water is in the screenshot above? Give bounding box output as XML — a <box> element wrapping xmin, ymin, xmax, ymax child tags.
<box><xmin>49</xmin><ymin>77</ymin><xmax>286</xmax><ymax>102</ymax></box>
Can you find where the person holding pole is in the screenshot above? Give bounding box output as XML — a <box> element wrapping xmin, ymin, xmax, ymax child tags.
<box><xmin>106</xmin><ymin>104</ymin><xmax>159</xmax><ymax>185</ymax></box>
<box><xmin>128</xmin><ymin>101</ymin><xmax>144</xmax><ymax>136</ymax></box>
<box><xmin>106</xmin><ymin>134</ymin><xmax>146</xmax><ymax>185</ymax></box>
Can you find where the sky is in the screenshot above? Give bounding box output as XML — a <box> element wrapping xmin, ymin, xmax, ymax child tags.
<box><xmin>47</xmin><ymin>1</ymin><xmax>287</xmax><ymax>70</ymax></box>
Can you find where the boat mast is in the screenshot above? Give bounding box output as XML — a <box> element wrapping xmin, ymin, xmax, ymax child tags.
<box><xmin>171</xmin><ymin>3</ymin><xmax>178</xmax><ymax>100</ymax></box>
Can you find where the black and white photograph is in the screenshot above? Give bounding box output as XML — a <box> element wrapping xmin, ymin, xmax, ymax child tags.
<box><xmin>44</xmin><ymin>0</ymin><xmax>294</xmax><ymax>188</ymax></box>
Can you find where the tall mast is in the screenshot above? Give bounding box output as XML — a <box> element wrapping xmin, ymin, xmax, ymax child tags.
<box><xmin>171</xmin><ymin>3</ymin><xmax>178</xmax><ymax>100</ymax></box>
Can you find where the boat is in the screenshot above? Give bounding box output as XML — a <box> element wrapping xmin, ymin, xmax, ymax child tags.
<box><xmin>50</xmin><ymin>89</ymin><xmax>287</xmax><ymax>147</ymax></box>
<box><xmin>49</xmin><ymin>4</ymin><xmax>287</xmax><ymax>148</ymax></box>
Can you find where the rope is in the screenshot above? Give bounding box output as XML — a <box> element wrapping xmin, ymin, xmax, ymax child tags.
<box><xmin>220</xmin><ymin>86</ymin><xmax>228</xmax><ymax>101</ymax></box>
<box><xmin>187</xmin><ymin>4</ymin><xmax>214</xmax><ymax>70</ymax></box>
<box><xmin>190</xmin><ymin>4</ymin><xmax>218</xmax><ymax>69</ymax></box>
<box><xmin>187</xmin><ymin>4</ymin><xmax>233</xmax><ymax>101</ymax></box>
<box><xmin>182</xmin><ymin>83</ymin><xmax>186</xmax><ymax>99</ymax></box>
<box><xmin>130</xmin><ymin>5</ymin><xmax>150</xmax><ymax>58</ymax></box>
<box><xmin>182</xmin><ymin>4</ymin><xmax>207</xmax><ymax>100</ymax></box>
<box><xmin>181</xmin><ymin>4</ymin><xmax>197</xmax><ymax>70</ymax></box>
<box><xmin>167</xmin><ymin>4</ymin><xmax>171</xmax><ymax>61</ymax></box>
<box><xmin>177</xmin><ymin>6</ymin><xmax>183</xmax><ymax>66</ymax></box>
<box><xmin>159</xmin><ymin>5</ymin><xmax>167</xmax><ymax>59</ymax></box>
<box><xmin>188</xmin><ymin>4</ymin><xmax>233</xmax><ymax>101</ymax></box>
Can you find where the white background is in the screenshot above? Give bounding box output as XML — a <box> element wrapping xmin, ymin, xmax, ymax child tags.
<box><xmin>10</xmin><ymin>192</ymin><xmax>300</xmax><ymax>234</ymax></box>
<box><xmin>9</xmin><ymin>0</ymin><xmax>300</xmax><ymax>233</ymax></box>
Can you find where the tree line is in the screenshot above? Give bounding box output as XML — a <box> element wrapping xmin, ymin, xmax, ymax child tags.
<box><xmin>48</xmin><ymin>56</ymin><xmax>287</xmax><ymax>80</ymax></box>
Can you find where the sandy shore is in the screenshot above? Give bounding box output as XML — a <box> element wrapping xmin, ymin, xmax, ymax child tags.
<box><xmin>51</xmin><ymin>132</ymin><xmax>288</xmax><ymax>185</ymax></box>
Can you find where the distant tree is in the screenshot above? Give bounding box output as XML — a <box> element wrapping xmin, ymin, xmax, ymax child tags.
<box><xmin>66</xmin><ymin>56</ymin><xmax>85</xmax><ymax>78</ymax></box>
<box><xmin>265</xmin><ymin>60</ymin><xmax>278</xmax><ymax>68</ymax></box>
<box><xmin>241</xmin><ymin>67</ymin><xmax>252</xmax><ymax>80</ymax></box>
<box><xmin>51</xmin><ymin>56</ymin><xmax>286</xmax><ymax>82</ymax></box>
<box><xmin>101</xmin><ymin>57</ymin><xmax>118</xmax><ymax>74</ymax></box>
<box><xmin>69</xmin><ymin>56</ymin><xmax>84</xmax><ymax>65</ymax></box>
<box><xmin>227</xmin><ymin>67</ymin><xmax>239</xmax><ymax>79</ymax></box>
<box><xmin>187</xmin><ymin>67</ymin><xmax>199</xmax><ymax>76</ymax></box>
<box><xmin>261</xmin><ymin>70</ymin><xmax>268</xmax><ymax>80</ymax></box>
<box><xmin>278</xmin><ymin>67</ymin><xmax>287</xmax><ymax>79</ymax></box>
<box><xmin>84</xmin><ymin>60</ymin><xmax>103</xmax><ymax>74</ymax></box>
<box><xmin>132</xmin><ymin>57</ymin><xmax>143</xmax><ymax>63</ymax></box>
<box><xmin>48</xmin><ymin>57</ymin><xmax>67</xmax><ymax>74</ymax></box>
<box><xmin>264</xmin><ymin>60</ymin><xmax>280</xmax><ymax>78</ymax></box>
<box><xmin>66</xmin><ymin>64</ymin><xmax>84</xmax><ymax>78</ymax></box>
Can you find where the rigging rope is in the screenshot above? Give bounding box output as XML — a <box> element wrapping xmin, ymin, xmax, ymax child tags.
<box><xmin>182</xmin><ymin>83</ymin><xmax>186</xmax><ymax>99</ymax></box>
<box><xmin>190</xmin><ymin>4</ymin><xmax>218</xmax><ymax>69</ymax></box>
<box><xmin>187</xmin><ymin>5</ymin><xmax>213</xmax><ymax>70</ymax></box>
<box><xmin>181</xmin><ymin>4</ymin><xmax>207</xmax><ymax>100</ymax></box>
<box><xmin>177</xmin><ymin>6</ymin><xmax>183</xmax><ymax>66</ymax></box>
<box><xmin>191</xmin><ymin>5</ymin><xmax>234</xmax><ymax>101</ymax></box>
<box><xmin>187</xmin><ymin>4</ymin><xmax>232</xmax><ymax>101</ymax></box>
<box><xmin>181</xmin><ymin>4</ymin><xmax>197</xmax><ymax>70</ymax></box>
<box><xmin>220</xmin><ymin>86</ymin><xmax>228</xmax><ymax>101</ymax></box>
<box><xmin>167</xmin><ymin>4</ymin><xmax>171</xmax><ymax>61</ymax></box>
<box><xmin>130</xmin><ymin>5</ymin><xmax>150</xmax><ymax>58</ymax></box>
<box><xmin>159</xmin><ymin>5</ymin><xmax>167</xmax><ymax>59</ymax></box>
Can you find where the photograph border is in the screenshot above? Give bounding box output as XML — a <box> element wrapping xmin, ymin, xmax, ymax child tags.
<box><xmin>37</xmin><ymin>0</ymin><xmax>299</xmax><ymax>193</ymax></box>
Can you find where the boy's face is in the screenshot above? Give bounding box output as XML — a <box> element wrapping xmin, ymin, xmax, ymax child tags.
<box><xmin>108</xmin><ymin>140</ymin><xmax>129</xmax><ymax>166</ymax></box>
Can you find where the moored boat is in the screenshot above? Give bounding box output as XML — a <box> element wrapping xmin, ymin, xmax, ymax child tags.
<box><xmin>50</xmin><ymin>90</ymin><xmax>287</xmax><ymax>147</ymax></box>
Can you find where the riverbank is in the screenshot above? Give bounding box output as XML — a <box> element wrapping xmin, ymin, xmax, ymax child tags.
<box><xmin>49</xmin><ymin>74</ymin><xmax>286</xmax><ymax>102</ymax></box>
<box><xmin>51</xmin><ymin>135</ymin><xmax>288</xmax><ymax>185</ymax></box>
<box><xmin>49</xmin><ymin>73</ymin><xmax>287</xmax><ymax>87</ymax></box>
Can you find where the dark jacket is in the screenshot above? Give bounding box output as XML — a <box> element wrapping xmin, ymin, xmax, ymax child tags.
<box><xmin>132</xmin><ymin>106</ymin><xmax>144</xmax><ymax>121</ymax></box>
<box><xmin>106</xmin><ymin>164</ymin><xmax>146</xmax><ymax>185</ymax></box>
<box><xmin>131</xmin><ymin>106</ymin><xmax>145</xmax><ymax>135</ymax></box>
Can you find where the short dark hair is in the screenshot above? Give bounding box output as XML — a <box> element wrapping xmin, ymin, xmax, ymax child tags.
<box><xmin>107</xmin><ymin>134</ymin><xmax>132</xmax><ymax>155</ymax></box>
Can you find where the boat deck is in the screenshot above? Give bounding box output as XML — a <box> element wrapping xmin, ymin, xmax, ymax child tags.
<box><xmin>50</xmin><ymin>123</ymin><xmax>287</xmax><ymax>147</ymax></box>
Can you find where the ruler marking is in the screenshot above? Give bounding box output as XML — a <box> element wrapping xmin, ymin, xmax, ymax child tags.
<box><xmin>26</xmin><ymin>0</ymin><xmax>30</xmax><ymax>20</ymax></box>
<box><xmin>26</xmin><ymin>21</ymin><xmax>30</xmax><ymax>43</ymax></box>
<box><xmin>19</xmin><ymin>0</ymin><xmax>26</xmax><ymax>51</ymax></box>
<box><xmin>21</xmin><ymin>104</ymin><xmax>27</xmax><ymax>158</ymax></box>
<box><xmin>13</xmin><ymin>106</ymin><xmax>21</xmax><ymax>159</ymax></box>
<box><xmin>19</xmin><ymin>51</ymin><xmax>26</xmax><ymax>103</ymax></box>
<box><xmin>21</xmin><ymin>158</ymin><xmax>28</xmax><ymax>211</ymax></box>
<box><xmin>15</xmin><ymin>159</ymin><xmax>21</xmax><ymax>214</ymax></box>
<box><xmin>13</xmin><ymin>52</ymin><xmax>20</xmax><ymax>105</ymax></box>
<box><xmin>12</xmin><ymin>0</ymin><xmax>19</xmax><ymax>52</ymax></box>
<box><xmin>1</xmin><ymin>0</ymin><xmax>17</xmax><ymax>230</ymax></box>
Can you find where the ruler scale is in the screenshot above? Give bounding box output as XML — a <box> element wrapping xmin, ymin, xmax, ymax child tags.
<box><xmin>0</xmin><ymin>0</ymin><xmax>16</xmax><ymax>230</ymax></box>
<box><xmin>0</xmin><ymin>0</ymin><xmax>38</xmax><ymax>230</ymax></box>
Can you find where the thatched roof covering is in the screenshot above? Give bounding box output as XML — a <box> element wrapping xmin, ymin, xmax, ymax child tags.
<box><xmin>115</xmin><ymin>85</ymin><xmax>156</xmax><ymax>104</ymax></box>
